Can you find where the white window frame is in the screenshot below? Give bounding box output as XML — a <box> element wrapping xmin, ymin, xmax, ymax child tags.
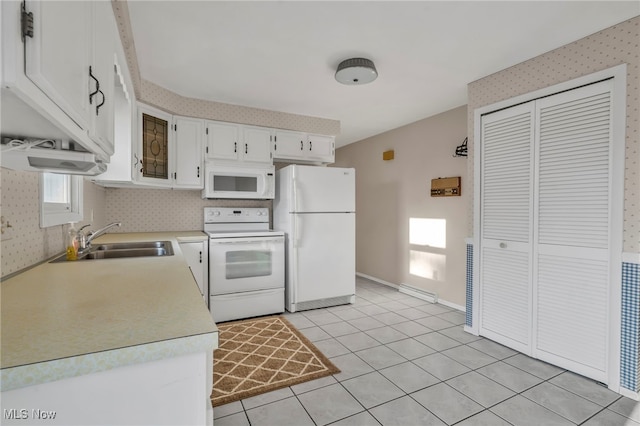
<box><xmin>40</xmin><ymin>173</ymin><xmax>83</xmax><ymax>227</ymax></box>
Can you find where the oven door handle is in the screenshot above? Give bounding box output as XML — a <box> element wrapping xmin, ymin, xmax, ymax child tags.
<box><xmin>211</xmin><ymin>239</ymin><xmax>280</xmax><ymax>245</ymax></box>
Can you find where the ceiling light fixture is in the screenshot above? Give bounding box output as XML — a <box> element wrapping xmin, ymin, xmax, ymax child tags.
<box><xmin>335</xmin><ymin>58</ymin><xmax>378</xmax><ymax>85</ymax></box>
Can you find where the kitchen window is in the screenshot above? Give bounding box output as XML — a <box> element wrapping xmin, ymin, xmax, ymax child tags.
<box><xmin>40</xmin><ymin>173</ymin><xmax>83</xmax><ymax>227</ymax></box>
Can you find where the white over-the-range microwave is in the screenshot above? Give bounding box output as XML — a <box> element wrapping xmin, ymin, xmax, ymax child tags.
<box><xmin>202</xmin><ymin>163</ymin><xmax>275</xmax><ymax>199</ymax></box>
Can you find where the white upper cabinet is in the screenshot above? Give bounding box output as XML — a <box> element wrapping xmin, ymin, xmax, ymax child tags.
<box><xmin>242</xmin><ymin>126</ymin><xmax>273</xmax><ymax>163</ymax></box>
<box><xmin>306</xmin><ymin>134</ymin><xmax>335</xmax><ymax>162</ymax></box>
<box><xmin>92</xmin><ymin>62</ymin><xmax>134</xmax><ymax>186</ymax></box>
<box><xmin>273</xmin><ymin>130</ymin><xmax>335</xmax><ymax>164</ymax></box>
<box><xmin>174</xmin><ymin>116</ymin><xmax>204</xmax><ymax>188</ymax></box>
<box><xmin>24</xmin><ymin>1</ymin><xmax>92</xmax><ymax>134</ymax></box>
<box><xmin>135</xmin><ymin>104</ymin><xmax>204</xmax><ymax>189</ymax></box>
<box><xmin>22</xmin><ymin>0</ymin><xmax>116</xmax><ymax>156</ymax></box>
<box><xmin>136</xmin><ymin>103</ymin><xmax>173</xmax><ymax>186</ymax></box>
<box><xmin>88</xmin><ymin>0</ymin><xmax>116</xmax><ymax>155</ymax></box>
<box><xmin>205</xmin><ymin>121</ymin><xmax>240</xmax><ymax>161</ymax></box>
<box><xmin>206</xmin><ymin>121</ymin><xmax>272</xmax><ymax>164</ymax></box>
<box><xmin>273</xmin><ymin>130</ymin><xmax>306</xmax><ymax>159</ymax></box>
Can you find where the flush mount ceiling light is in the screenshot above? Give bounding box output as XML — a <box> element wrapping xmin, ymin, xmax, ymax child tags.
<box><xmin>335</xmin><ymin>58</ymin><xmax>378</xmax><ymax>85</ymax></box>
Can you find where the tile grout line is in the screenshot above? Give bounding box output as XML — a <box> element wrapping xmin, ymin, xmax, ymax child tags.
<box><xmin>216</xmin><ymin>278</ymin><xmax>632</xmax><ymax>426</ymax></box>
<box><xmin>575</xmin><ymin>395</ymin><xmax>626</xmax><ymax>425</ymax></box>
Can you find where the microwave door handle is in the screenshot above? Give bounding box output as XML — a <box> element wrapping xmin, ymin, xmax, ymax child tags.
<box><xmin>261</xmin><ymin>173</ymin><xmax>268</xmax><ymax>197</ymax></box>
<box><xmin>264</xmin><ymin>172</ymin><xmax>274</xmax><ymax>198</ymax></box>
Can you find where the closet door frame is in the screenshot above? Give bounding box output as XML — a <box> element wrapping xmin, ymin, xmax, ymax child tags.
<box><xmin>472</xmin><ymin>64</ymin><xmax>626</xmax><ymax>392</ymax></box>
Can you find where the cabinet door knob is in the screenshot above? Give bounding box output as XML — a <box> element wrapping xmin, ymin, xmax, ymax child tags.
<box><xmin>499</xmin><ymin>242</ymin><xmax>507</xmax><ymax>249</ymax></box>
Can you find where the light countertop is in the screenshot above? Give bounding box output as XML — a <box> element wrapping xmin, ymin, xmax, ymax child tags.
<box><xmin>1</xmin><ymin>231</ymin><xmax>216</xmax><ymax>391</ymax></box>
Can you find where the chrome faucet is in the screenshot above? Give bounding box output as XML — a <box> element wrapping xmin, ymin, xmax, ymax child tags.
<box><xmin>78</xmin><ymin>222</ymin><xmax>121</xmax><ymax>252</ymax></box>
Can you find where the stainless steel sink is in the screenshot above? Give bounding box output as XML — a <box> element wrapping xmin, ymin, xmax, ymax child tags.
<box><xmin>92</xmin><ymin>241</ymin><xmax>171</xmax><ymax>251</ymax></box>
<box><xmin>83</xmin><ymin>247</ymin><xmax>171</xmax><ymax>259</ymax></box>
<box><xmin>50</xmin><ymin>241</ymin><xmax>174</xmax><ymax>263</ymax></box>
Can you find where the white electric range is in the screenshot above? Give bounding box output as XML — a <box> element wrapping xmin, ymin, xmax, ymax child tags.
<box><xmin>204</xmin><ymin>207</ymin><xmax>285</xmax><ymax>323</ymax></box>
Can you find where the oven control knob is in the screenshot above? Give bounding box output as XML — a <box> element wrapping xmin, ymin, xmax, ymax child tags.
<box><xmin>256</xmin><ymin>211</ymin><xmax>263</xmax><ymax>216</ymax></box>
<box><xmin>214</xmin><ymin>211</ymin><xmax>221</xmax><ymax>216</ymax></box>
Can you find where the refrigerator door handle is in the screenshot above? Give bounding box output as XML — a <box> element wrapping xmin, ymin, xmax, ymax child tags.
<box><xmin>292</xmin><ymin>213</ymin><xmax>303</xmax><ymax>249</ymax></box>
<box><xmin>292</xmin><ymin>233</ymin><xmax>299</xmax><ymax>310</ymax></box>
<box><xmin>292</xmin><ymin>171</ymin><xmax>300</xmax><ymax>213</ymax></box>
<box><xmin>292</xmin><ymin>172</ymin><xmax>302</xmax><ymax>248</ymax></box>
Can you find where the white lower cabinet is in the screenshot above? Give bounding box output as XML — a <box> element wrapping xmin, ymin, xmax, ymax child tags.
<box><xmin>1</xmin><ymin>351</ymin><xmax>214</xmax><ymax>426</ymax></box>
<box><xmin>180</xmin><ymin>241</ymin><xmax>208</xmax><ymax>306</ymax></box>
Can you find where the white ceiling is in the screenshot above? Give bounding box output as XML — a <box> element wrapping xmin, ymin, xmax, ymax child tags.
<box><xmin>127</xmin><ymin>1</ymin><xmax>639</xmax><ymax>148</ymax></box>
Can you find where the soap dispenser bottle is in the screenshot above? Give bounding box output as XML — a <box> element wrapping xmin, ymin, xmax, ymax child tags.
<box><xmin>66</xmin><ymin>222</ymin><xmax>78</xmax><ymax>261</ymax></box>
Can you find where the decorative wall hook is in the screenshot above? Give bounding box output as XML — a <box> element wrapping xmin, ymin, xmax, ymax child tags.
<box><xmin>454</xmin><ymin>137</ymin><xmax>468</xmax><ymax>157</ymax></box>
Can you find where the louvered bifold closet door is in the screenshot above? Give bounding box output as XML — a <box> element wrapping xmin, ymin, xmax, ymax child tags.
<box><xmin>533</xmin><ymin>80</ymin><xmax>613</xmax><ymax>382</ymax></box>
<box><xmin>479</xmin><ymin>103</ymin><xmax>535</xmax><ymax>354</ymax></box>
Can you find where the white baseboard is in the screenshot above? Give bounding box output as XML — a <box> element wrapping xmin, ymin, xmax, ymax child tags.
<box><xmin>464</xmin><ymin>325</ymin><xmax>479</xmax><ymax>335</ymax></box>
<box><xmin>399</xmin><ymin>284</ymin><xmax>438</xmax><ymax>303</ymax></box>
<box><xmin>438</xmin><ymin>299</ymin><xmax>466</xmax><ymax>312</ymax></box>
<box><xmin>619</xmin><ymin>387</ymin><xmax>640</xmax><ymax>401</ymax></box>
<box><xmin>356</xmin><ymin>273</ymin><xmax>465</xmax><ymax>312</ymax></box>
<box><xmin>399</xmin><ymin>283</ymin><xmax>466</xmax><ymax>312</ymax></box>
<box><xmin>356</xmin><ymin>272</ymin><xmax>399</xmax><ymax>289</ymax></box>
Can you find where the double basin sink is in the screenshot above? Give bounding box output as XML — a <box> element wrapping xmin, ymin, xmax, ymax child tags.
<box><xmin>51</xmin><ymin>241</ymin><xmax>174</xmax><ymax>263</ymax></box>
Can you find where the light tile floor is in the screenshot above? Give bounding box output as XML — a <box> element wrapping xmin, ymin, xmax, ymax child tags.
<box><xmin>214</xmin><ymin>277</ymin><xmax>639</xmax><ymax>426</ymax></box>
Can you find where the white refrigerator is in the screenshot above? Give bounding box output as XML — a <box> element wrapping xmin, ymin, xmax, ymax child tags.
<box><xmin>274</xmin><ymin>165</ymin><xmax>356</xmax><ymax>312</ymax></box>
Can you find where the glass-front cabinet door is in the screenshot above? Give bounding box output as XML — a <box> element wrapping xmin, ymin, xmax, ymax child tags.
<box><xmin>137</xmin><ymin>103</ymin><xmax>173</xmax><ymax>185</ymax></box>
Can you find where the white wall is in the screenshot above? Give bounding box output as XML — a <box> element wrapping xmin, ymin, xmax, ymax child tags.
<box><xmin>334</xmin><ymin>105</ymin><xmax>468</xmax><ymax>306</ymax></box>
<box><xmin>466</xmin><ymin>16</ymin><xmax>639</xmax><ymax>253</ymax></box>
<box><xmin>0</xmin><ymin>170</ymin><xmax>107</xmax><ymax>277</ymax></box>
